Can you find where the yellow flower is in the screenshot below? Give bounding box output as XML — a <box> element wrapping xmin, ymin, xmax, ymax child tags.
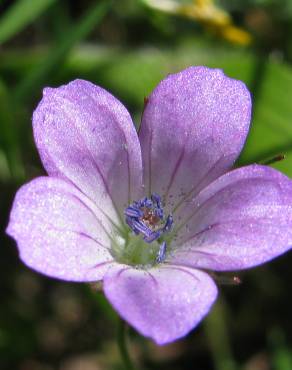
<box><xmin>142</xmin><ymin>0</ymin><xmax>252</xmax><ymax>46</ymax></box>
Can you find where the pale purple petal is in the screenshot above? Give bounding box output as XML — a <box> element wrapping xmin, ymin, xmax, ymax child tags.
<box><xmin>139</xmin><ymin>66</ymin><xmax>251</xmax><ymax>212</ymax></box>
<box><xmin>103</xmin><ymin>264</ymin><xmax>218</xmax><ymax>344</ymax></box>
<box><xmin>170</xmin><ymin>165</ymin><xmax>292</xmax><ymax>271</ymax></box>
<box><xmin>33</xmin><ymin>79</ymin><xmax>143</xmax><ymax>223</ymax></box>
<box><xmin>6</xmin><ymin>177</ymin><xmax>115</xmax><ymax>281</ymax></box>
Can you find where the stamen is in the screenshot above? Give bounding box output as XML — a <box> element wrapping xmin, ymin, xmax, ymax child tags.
<box><xmin>143</xmin><ymin>198</ymin><xmax>153</xmax><ymax>208</ymax></box>
<box><xmin>124</xmin><ymin>206</ymin><xmax>143</xmax><ymax>218</ymax></box>
<box><xmin>124</xmin><ymin>193</ymin><xmax>173</xmax><ymax>264</ymax></box>
<box><xmin>154</xmin><ymin>207</ymin><xmax>164</xmax><ymax>219</ymax></box>
<box><xmin>163</xmin><ymin>215</ymin><xmax>173</xmax><ymax>232</ymax></box>
<box><xmin>151</xmin><ymin>193</ymin><xmax>162</xmax><ymax>208</ymax></box>
<box><xmin>144</xmin><ymin>230</ymin><xmax>161</xmax><ymax>243</ymax></box>
<box><xmin>156</xmin><ymin>241</ymin><xmax>167</xmax><ymax>263</ymax></box>
<box><xmin>131</xmin><ymin>219</ymin><xmax>152</xmax><ymax>237</ymax></box>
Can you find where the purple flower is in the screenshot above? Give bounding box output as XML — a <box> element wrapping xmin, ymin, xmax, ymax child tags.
<box><xmin>6</xmin><ymin>67</ymin><xmax>292</xmax><ymax>345</ymax></box>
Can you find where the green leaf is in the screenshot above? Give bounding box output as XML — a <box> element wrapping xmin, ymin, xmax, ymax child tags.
<box><xmin>0</xmin><ymin>0</ymin><xmax>56</xmax><ymax>44</ymax></box>
<box><xmin>239</xmin><ymin>60</ymin><xmax>292</xmax><ymax>176</ymax></box>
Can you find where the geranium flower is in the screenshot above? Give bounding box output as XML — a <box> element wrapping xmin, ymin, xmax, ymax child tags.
<box><xmin>7</xmin><ymin>67</ymin><xmax>292</xmax><ymax>345</ymax></box>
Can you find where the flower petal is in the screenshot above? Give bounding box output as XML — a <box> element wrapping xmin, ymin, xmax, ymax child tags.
<box><xmin>139</xmin><ymin>66</ymin><xmax>251</xmax><ymax>210</ymax></box>
<box><xmin>103</xmin><ymin>264</ymin><xmax>217</xmax><ymax>344</ymax></box>
<box><xmin>170</xmin><ymin>165</ymin><xmax>292</xmax><ymax>271</ymax></box>
<box><xmin>6</xmin><ymin>177</ymin><xmax>115</xmax><ymax>281</ymax></box>
<box><xmin>33</xmin><ymin>79</ymin><xmax>143</xmax><ymax>222</ymax></box>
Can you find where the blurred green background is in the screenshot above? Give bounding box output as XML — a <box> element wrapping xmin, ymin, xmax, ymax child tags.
<box><xmin>1</xmin><ymin>0</ymin><xmax>292</xmax><ymax>369</ymax></box>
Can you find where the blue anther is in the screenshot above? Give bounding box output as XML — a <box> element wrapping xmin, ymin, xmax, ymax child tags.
<box><xmin>124</xmin><ymin>194</ymin><xmax>174</xmax><ymax>262</ymax></box>
<box><xmin>151</xmin><ymin>193</ymin><xmax>162</xmax><ymax>208</ymax></box>
<box><xmin>132</xmin><ymin>200</ymin><xmax>140</xmax><ymax>208</ymax></box>
<box><xmin>131</xmin><ymin>219</ymin><xmax>152</xmax><ymax>237</ymax></box>
<box><xmin>125</xmin><ymin>217</ymin><xmax>139</xmax><ymax>234</ymax></box>
<box><xmin>138</xmin><ymin>197</ymin><xmax>146</xmax><ymax>207</ymax></box>
<box><xmin>144</xmin><ymin>230</ymin><xmax>161</xmax><ymax>243</ymax></box>
<box><xmin>124</xmin><ymin>206</ymin><xmax>143</xmax><ymax>218</ymax></box>
<box><xmin>156</xmin><ymin>241</ymin><xmax>167</xmax><ymax>263</ymax></box>
<box><xmin>138</xmin><ymin>197</ymin><xmax>152</xmax><ymax>208</ymax></box>
<box><xmin>154</xmin><ymin>207</ymin><xmax>164</xmax><ymax>219</ymax></box>
<box><xmin>163</xmin><ymin>215</ymin><xmax>173</xmax><ymax>232</ymax></box>
<box><xmin>144</xmin><ymin>198</ymin><xmax>153</xmax><ymax>208</ymax></box>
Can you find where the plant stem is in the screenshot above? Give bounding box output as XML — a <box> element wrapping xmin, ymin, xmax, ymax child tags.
<box><xmin>204</xmin><ymin>297</ymin><xmax>237</xmax><ymax>370</ymax></box>
<box><xmin>117</xmin><ymin>319</ymin><xmax>136</xmax><ymax>370</ymax></box>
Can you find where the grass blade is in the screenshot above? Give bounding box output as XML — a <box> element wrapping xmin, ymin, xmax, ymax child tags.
<box><xmin>0</xmin><ymin>0</ymin><xmax>56</xmax><ymax>44</ymax></box>
<box><xmin>13</xmin><ymin>0</ymin><xmax>110</xmax><ymax>102</ymax></box>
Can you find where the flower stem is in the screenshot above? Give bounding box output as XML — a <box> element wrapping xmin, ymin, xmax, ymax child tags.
<box><xmin>204</xmin><ymin>297</ymin><xmax>238</xmax><ymax>370</ymax></box>
<box><xmin>117</xmin><ymin>319</ymin><xmax>136</xmax><ymax>370</ymax></box>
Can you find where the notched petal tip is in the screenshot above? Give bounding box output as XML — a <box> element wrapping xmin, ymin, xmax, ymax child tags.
<box><xmin>169</xmin><ymin>65</ymin><xmax>252</xmax><ymax>111</ymax></box>
<box><xmin>182</xmin><ymin>65</ymin><xmax>252</xmax><ymax>111</ymax></box>
<box><xmin>42</xmin><ymin>86</ymin><xmax>53</xmax><ymax>97</ymax></box>
<box><xmin>42</xmin><ymin>78</ymin><xmax>92</xmax><ymax>95</ymax></box>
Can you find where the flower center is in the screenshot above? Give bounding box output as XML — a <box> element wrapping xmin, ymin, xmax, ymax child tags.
<box><xmin>111</xmin><ymin>194</ymin><xmax>173</xmax><ymax>267</ymax></box>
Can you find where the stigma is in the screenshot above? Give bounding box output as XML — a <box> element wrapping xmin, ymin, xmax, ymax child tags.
<box><xmin>124</xmin><ymin>194</ymin><xmax>173</xmax><ymax>263</ymax></box>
